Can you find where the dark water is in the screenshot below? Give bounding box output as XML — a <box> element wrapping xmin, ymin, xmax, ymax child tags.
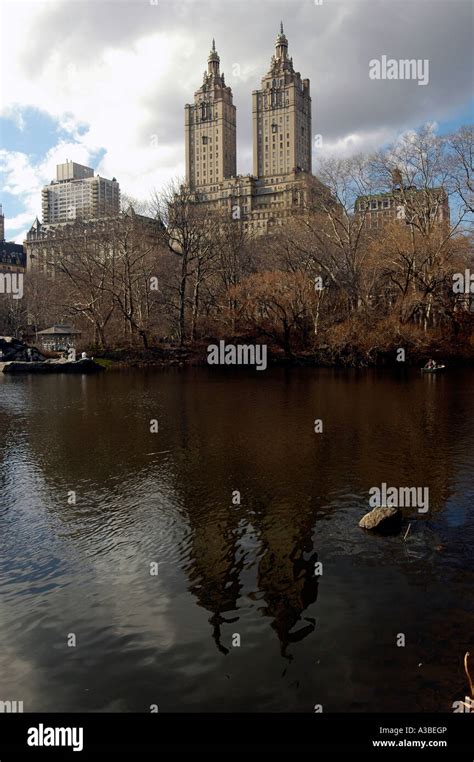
<box><xmin>0</xmin><ymin>367</ymin><xmax>473</xmax><ymax>713</ymax></box>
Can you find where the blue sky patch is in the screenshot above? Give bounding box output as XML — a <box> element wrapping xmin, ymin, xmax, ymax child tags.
<box><xmin>0</xmin><ymin>107</ymin><xmax>107</xmax><ymax>240</ymax></box>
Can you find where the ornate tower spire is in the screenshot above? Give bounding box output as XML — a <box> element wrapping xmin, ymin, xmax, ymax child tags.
<box><xmin>275</xmin><ymin>22</ymin><xmax>288</xmax><ymax>61</ymax></box>
<box><xmin>208</xmin><ymin>38</ymin><xmax>220</xmax><ymax>76</ymax></box>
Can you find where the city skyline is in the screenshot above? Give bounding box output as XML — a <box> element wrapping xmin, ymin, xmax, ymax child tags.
<box><xmin>1</xmin><ymin>0</ymin><xmax>473</xmax><ymax>243</ymax></box>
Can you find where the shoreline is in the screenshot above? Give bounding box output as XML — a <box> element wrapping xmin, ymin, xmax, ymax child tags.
<box><xmin>91</xmin><ymin>343</ymin><xmax>474</xmax><ymax>370</ymax></box>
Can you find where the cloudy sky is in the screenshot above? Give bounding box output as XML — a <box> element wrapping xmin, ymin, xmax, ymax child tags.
<box><xmin>1</xmin><ymin>0</ymin><xmax>473</xmax><ymax>242</ymax></box>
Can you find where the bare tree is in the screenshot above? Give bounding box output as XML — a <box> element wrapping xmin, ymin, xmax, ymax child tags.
<box><xmin>448</xmin><ymin>125</ymin><xmax>474</xmax><ymax>218</ymax></box>
<box><xmin>53</xmin><ymin>220</ymin><xmax>116</xmax><ymax>349</ymax></box>
<box><xmin>104</xmin><ymin>208</ymin><xmax>163</xmax><ymax>349</ymax></box>
<box><xmin>151</xmin><ymin>180</ymin><xmax>221</xmax><ymax>345</ymax></box>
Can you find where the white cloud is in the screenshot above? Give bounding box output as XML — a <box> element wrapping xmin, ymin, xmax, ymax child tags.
<box><xmin>316</xmin><ymin>127</ymin><xmax>398</xmax><ymax>161</ymax></box>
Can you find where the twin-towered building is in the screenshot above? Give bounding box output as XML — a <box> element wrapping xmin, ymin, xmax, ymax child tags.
<box><xmin>184</xmin><ymin>25</ymin><xmax>321</xmax><ymax>234</ymax></box>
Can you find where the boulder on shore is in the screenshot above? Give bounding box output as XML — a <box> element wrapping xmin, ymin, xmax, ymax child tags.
<box><xmin>359</xmin><ymin>506</ymin><xmax>402</xmax><ymax>534</ymax></box>
<box><xmin>0</xmin><ymin>336</ymin><xmax>45</xmax><ymax>362</ymax></box>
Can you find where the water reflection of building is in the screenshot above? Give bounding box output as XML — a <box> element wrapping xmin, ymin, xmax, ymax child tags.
<box><xmin>254</xmin><ymin>505</ymin><xmax>319</xmax><ymax>659</ymax></box>
<box><xmin>183</xmin><ymin>497</ymin><xmax>319</xmax><ymax>658</ymax></box>
<box><xmin>186</xmin><ymin>512</ymin><xmax>244</xmax><ymax>655</ymax></box>
<box><xmin>161</xmin><ymin>379</ymin><xmax>324</xmax><ymax>658</ymax></box>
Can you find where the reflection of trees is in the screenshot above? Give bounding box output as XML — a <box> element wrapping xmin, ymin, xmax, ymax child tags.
<box><xmin>9</xmin><ymin>373</ymin><xmax>167</xmax><ymax>489</ymax></box>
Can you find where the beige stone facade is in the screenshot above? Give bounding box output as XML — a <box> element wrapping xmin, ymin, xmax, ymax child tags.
<box><xmin>184</xmin><ymin>25</ymin><xmax>318</xmax><ymax>235</ymax></box>
<box><xmin>253</xmin><ymin>24</ymin><xmax>311</xmax><ymax>179</ymax></box>
<box><xmin>192</xmin><ymin>171</ymin><xmax>324</xmax><ymax>235</ymax></box>
<box><xmin>185</xmin><ymin>40</ymin><xmax>236</xmax><ymax>190</ymax></box>
<box><xmin>25</xmin><ymin>211</ymin><xmax>161</xmax><ymax>275</ymax></box>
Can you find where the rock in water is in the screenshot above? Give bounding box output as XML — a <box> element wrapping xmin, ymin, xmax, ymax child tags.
<box><xmin>359</xmin><ymin>506</ymin><xmax>402</xmax><ymax>534</ymax></box>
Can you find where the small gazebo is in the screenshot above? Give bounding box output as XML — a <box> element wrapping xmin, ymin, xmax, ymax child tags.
<box><xmin>36</xmin><ymin>324</ymin><xmax>81</xmax><ymax>352</ymax></box>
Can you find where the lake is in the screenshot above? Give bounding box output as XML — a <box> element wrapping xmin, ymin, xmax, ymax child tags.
<box><xmin>0</xmin><ymin>367</ymin><xmax>473</xmax><ymax>712</ymax></box>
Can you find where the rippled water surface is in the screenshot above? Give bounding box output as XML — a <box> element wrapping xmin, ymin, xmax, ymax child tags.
<box><xmin>0</xmin><ymin>367</ymin><xmax>473</xmax><ymax>712</ymax></box>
